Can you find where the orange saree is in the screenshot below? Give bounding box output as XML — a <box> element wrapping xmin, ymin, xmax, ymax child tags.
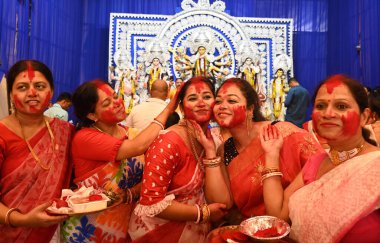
<box><xmin>226</xmin><ymin>122</ymin><xmax>324</xmax><ymax>218</ymax></box>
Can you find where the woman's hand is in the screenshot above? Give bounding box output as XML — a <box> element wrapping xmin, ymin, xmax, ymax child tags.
<box><xmin>13</xmin><ymin>202</ymin><xmax>68</xmax><ymax>228</ymax></box>
<box><xmin>167</xmin><ymin>82</ymin><xmax>185</xmax><ymax>113</ymax></box>
<box><xmin>189</xmin><ymin>120</ymin><xmax>216</xmax><ymax>157</ymax></box>
<box><xmin>260</xmin><ymin>124</ymin><xmax>283</xmax><ymax>155</ymax></box>
<box><xmin>208</xmin><ymin>203</ymin><xmax>228</xmax><ymax>222</ymax></box>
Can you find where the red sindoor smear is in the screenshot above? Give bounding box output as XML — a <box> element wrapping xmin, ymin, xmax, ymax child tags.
<box><xmin>27</xmin><ymin>62</ymin><xmax>35</xmax><ymax>82</ymax></box>
<box><xmin>99</xmin><ymin>108</ymin><xmax>119</xmax><ymax>124</ymax></box>
<box><xmin>325</xmin><ymin>78</ymin><xmax>342</xmax><ymax>94</ymax></box>
<box><xmin>342</xmin><ymin>111</ymin><xmax>360</xmax><ymax>136</ymax></box>
<box><xmin>229</xmin><ymin>105</ymin><xmax>246</xmax><ymax>127</ymax></box>
<box><xmin>93</xmin><ymin>80</ymin><xmax>113</xmax><ymax>96</ymax></box>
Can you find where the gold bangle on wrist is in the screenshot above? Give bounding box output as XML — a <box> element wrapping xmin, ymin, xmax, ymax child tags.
<box><xmin>202</xmin><ymin>156</ymin><xmax>222</xmax><ymax>168</ymax></box>
<box><xmin>152</xmin><ymin>118</ymin><xmax>165</xmax><ymax>130</ymax></box>
<box><xmin>261</xmin><ymin>172</ymin><xmax>283</xmax><ymax>184</ymax></box>
<box><xmin>5</xmin><ymin>208</ymin><xmax>21</xmax><ymax>227</ymax></box>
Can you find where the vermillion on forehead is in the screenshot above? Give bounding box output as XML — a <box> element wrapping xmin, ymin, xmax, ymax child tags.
<box><xmin>191</xmin><ymin>80</ymin><xmax>208</xmax><ymax>93</ymax></box>
<box><xmin>27</xmin><ymin>62</ymin><xmax>35</xmax><ymax>81</ymax></box>
<box><xmin>324</xmin><ymin>77</ymin><xmax>343</xmax><ymax>94</ymax></box>
<box><xmin>342</xmin><ymin>111</ymin><xmax>360</xmax><ymax>136</ymax></box>
<box><xmin>218</xmin><ymin>81</ymin><xmax>236</xmax><ymax>95</ymax></box>
<box><xmin>93</xmin><ymin>80</ymin><xmax>113</xmax><ymax>96</ymax></box>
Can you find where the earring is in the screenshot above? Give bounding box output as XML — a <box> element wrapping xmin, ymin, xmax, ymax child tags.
<box><xmin>246</xmin><ymin>113</ymin><xmax>252</xmax><ymax>138</ymax></box>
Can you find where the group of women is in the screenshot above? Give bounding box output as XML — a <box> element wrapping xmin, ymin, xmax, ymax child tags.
<box><xmin>1</xmin><ymin>60</ymin><xmax>379</xmax><ymax>242</ymax></box>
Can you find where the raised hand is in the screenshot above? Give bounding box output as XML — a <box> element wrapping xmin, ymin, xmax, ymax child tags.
<box><xmin>260</xmin><ymin>124</ymin><xmax>283</xmax><ymax>155</ymax></box>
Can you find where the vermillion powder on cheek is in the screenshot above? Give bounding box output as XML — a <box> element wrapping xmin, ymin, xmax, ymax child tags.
<box><xmin>342</xmin><ymin>111</ymin><xmax>360</xmax><ymax>136</ymax></box>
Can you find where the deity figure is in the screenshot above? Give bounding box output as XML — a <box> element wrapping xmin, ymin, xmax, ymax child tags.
<box><xmin>145</xmin><ymin>57</ymin><xmax>168</xmax><ymax>93</ymax></box>
<box><xmin>270</xmin><ymin>68</ymin><xmax>288</xmax><ymax>120</ymax></box>
<box><xmin>237</xmin><ymin>57</ymin><xmax>261</xmax><ymax>91</ymax></box>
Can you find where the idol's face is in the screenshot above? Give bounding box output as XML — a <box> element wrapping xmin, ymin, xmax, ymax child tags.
<box><xmin>11</xmin><ymin>70</ymin><xmax>53</xmax><ymax>115</ymax></box>
<box><xmin>182</xmin><ymin>81</ymin><xmax>215</xmax><ymax>125</ymax></box>
<box><xmin>213</xmin><ymin>82</ymin><xmax>248</xmax><ymax>128</ymax></box>
<box><xmin>312</xmin><ymin>82</ymin><xmax>365</xmax><ymax>141</ymax></box>
<box><xmin>198</xmin><ymin>47</ymin><xmax>206</xmax><ymax>55</ymax></box>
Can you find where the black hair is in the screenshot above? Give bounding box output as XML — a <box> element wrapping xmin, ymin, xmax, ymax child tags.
<box><xmin>217</xmin><ymin>78</ymin><xmax>266</xmax><ymax>122</ymax></box>
<box><xmin>72</xmin><ymin>79</ymin><xmax>110</xmax><ymax>128</ymax></box>
<box><xmin>6</xmin><ymin>60</ymin><xmax>54</xmax><ymax>94</ymax></box>
<box><xmin>57</xmin><ymin>92</ymin><xmax>72</xmax><ymax>102</ymax></box>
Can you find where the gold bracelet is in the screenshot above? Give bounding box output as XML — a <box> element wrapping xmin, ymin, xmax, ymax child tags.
<box><xmin>261</xmin><ymin>167</ymin><xmax>281</xmax><ymax>176</ymax></box>
<box><xmin>202</xmin><ymin>156</ymin><xmax>222</xmax><ymax>168</ymax></box>
<box><xmin>152</xmin><ymin>119</ymin><xmax>165</xmax><ymax>130</ymax></box>
<box><xmin>201</xmin><ymin>204</ymin><xmax>210</xmax><ymax>224</ymax></box>
<box><xmin>5</xmin><ymin>208</ymin><xmax>21</xmax><ymax>227</ymax></box>
<box><xmin>261</xmin><ymin>172</ymin><xmax>283</xmax><ymax>184</ymax></box>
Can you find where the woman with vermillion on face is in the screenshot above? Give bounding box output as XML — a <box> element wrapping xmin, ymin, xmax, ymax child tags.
<box><xmin>212</xmin><ymin>78</ymin><xmax>324</xmax><ymax>224</ymax></box>
<box><xmin>261</xmin><ymin>74</ymin><xmax>380</xmax><ymax>242</ymax></box>
<box><xmin>0</xmin><ymin>60</ymin><xmax>73</xmax><ymax>242</ymax></box>
<box><xmin>129</xmin><ymin>76</ymin><xmax>232</xmax><ymax>242</ymax></box>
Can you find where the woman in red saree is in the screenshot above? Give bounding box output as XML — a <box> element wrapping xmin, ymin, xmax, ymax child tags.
<box><xmin>61</xmin><ymin>79</ymin><xmax>179</xmax><ymax>242</ymax></box>
<box><xmin>0</xmin><ymin>60</ymin><xmax>73</xmax><ymax>242</ymax></box>
<box><xmin>128</xmin><ymin>77</ymin><xmax>232</xmax><ymax>242</ymax></box>
<box><xmin>261</xmin><ymin>74</ymin><xmax>380</xmax><ymax>242</ymax></box>
<box><xmin>212</xmin><ymin>78</ymin><xmax>324</xmax><ymax>223</ymax></box>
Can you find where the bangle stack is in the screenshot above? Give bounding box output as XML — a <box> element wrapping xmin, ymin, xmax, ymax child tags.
<box><xmin>202</xmin><ymin>156</ymin><xmax>222</xmax><ymax>168</ymax></box>
<box><xmin>194</xmin><ymin>204</ymin><xmax>210</xmax><ymax>224</ymax></box>
<box><xmin>4</xmin><ymin>208</ymin><xmax>20</xmax><ymax>227</ymax></box>
<box><xmin>152</xmin><ymin>118</ymin><xmax>165</xmax><ymax>130</ymax></box>
<box><xmin>261</xmin><ymin>167</ymin><xmax>283</xmax><ymax>184</ymax></box>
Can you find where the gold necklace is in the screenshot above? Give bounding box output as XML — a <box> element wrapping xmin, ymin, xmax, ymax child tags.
<box><xmin>180</xmin><ymin>120</ymin><xmax>204</xmax><ymax>170</ymax></box>
<box><xmin>17</xmin><ymin>116</ymin><xmax>55</xmax><ymax>170</ymax></box>
<box><xmin>329</xmin><ymin>143</ymin><xmax>364</xmax><ymax>166</ymax></box>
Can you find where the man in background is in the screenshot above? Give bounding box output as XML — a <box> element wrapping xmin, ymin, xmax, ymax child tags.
<box><xmin>126</xmin><ymin>79</ymin><xmax>168</xmax><ymax>130</ymax></box>
<box><xmin>285</xmin><ymin>78</ymin><xmax>310</xmax><ymax>127</ymax></box>
<box><xmin>44</xmin><ymin>92</ymin><xmax>72</xmax><ymax>121</ymax></box>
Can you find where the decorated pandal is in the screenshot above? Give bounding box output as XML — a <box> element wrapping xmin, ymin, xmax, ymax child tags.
<box><xmin>108</xmin><ymin>0</ymin><xmax>294</xmax><ymax>120</ymax></box>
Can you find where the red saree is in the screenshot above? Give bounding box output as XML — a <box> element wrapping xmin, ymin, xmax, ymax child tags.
<box><xmin>0</xmin><ymin>119</ymin><xmax>73</xmax><ymax>243</ymax></box>
<box><xmin>129</xmin><ymin>131</ymin><xmax>209</xmax><ymax>242</ymax></box>
<box><xmin>227</xmin><ymin>122</ymin><xmax>324</xmax><ymax>218</ymax></box>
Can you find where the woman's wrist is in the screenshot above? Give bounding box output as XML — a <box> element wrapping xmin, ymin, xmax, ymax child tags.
<box><xmin>6</xmin><ymin>209</ymin><xmax>23</xmax><ymax>227</ymax></box>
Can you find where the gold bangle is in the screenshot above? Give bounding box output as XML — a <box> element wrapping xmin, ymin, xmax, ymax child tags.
<box><xmin>201</xmin><ymin>204</ymin><xmax>210</xmax><ymax>224</ymax></box>
<box><xmin>261</xmin><ymin>172</ymin><xmax>283</xmax><ymax>184</ymax></box>
<box><xmin>5</xmin><ymin>208</ymin><xmax>21</xmax><ymax>227</ymax></box>
<box><xmin>152</xmin><ymin>118</ymin><xmax>165</xmax><ymax>130</ymax></box>
<box><xmin>261</xmin><ymin>167</ymin><xmax>281</xmax><ymax>176</ymax></box>
<box><xmin>202</xmin><ymin>156</ymin><xmax>222</xmax><ymax>168</ymax></box>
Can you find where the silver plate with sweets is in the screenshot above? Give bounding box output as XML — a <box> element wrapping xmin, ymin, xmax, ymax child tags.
<box><xmin>240</xmin><ymin>216</ymin><xmax>290</xmax><ymax>240</ymax></box>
